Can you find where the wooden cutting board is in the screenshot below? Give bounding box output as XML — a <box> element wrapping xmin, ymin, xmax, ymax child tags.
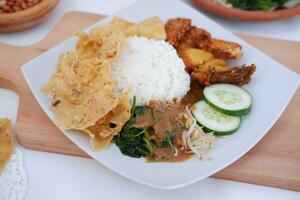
<box><xmin>0</xmin><ymin>11</ymin><xmax>299</xmax><ymax>191</ymax></box>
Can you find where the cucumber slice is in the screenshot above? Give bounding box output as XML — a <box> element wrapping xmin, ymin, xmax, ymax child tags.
<box><xmin>203</xmin><ymin>83</ymin><xmax>252</xmax><ymax>116</ymax></box>
<box><xmin>192</xmin><ymin>101</ymin><xmax>241</xmax><ymax>136</ymax></box>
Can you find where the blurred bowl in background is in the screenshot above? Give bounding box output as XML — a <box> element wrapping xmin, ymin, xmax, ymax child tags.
<box><xmin>191</xmin><ymin>0</ymin><xmax>300</xmax><ymax>21</ymax></box>
<box><xmin>0</xmin><ymin>0</ymin><xmax>59</xmax><ymax>32</ymax></box>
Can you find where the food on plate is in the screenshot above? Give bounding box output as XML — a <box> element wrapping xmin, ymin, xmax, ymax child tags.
<box><xmin>196</xmin><ymin>38</ymin><xmax>242</xmax><ymax>60</ymax></box>
<box><xmin>180</xmin><ymin>48</ymin><xmax>229</xmax><ymax>73</ymax></box>
<box><xmin>0</xmin><ymin>118</ymin><xmax>13</xmax><ymax>171</ymax></box>
<box><xmin>192</xmin><ymin>64</ymin><xmax>256</xmax><ymax>86</ymax></box>
<box><xmin>84</xmin><ymin>91</ymin><xmax>131</xmax><ymax>151</ymax></box>
<box><xmin>123</xmin><ymin>17</ymin><xmax>166</xmax><ymax>40</ymax></box>
<box><xmin>192</xmin><ymin>100</ymin><xmax>241</xmax><ymax>136</ymax></box>
<box><xmin>42</xmin><ymin>16</ymin><xmax>255</xmax><ymax>162</ymax></box>
<box><xmin>195</xmin><ymin>38</ymin><xmax>243</xmax><ymax>60</ymax></box>
<box><xmin>114</xmin><ymin>97</ymin><xmax>154</xmax><ymax>158</ymax></box>
<box><xmin>199</xmin><ymin>58</ymin><xmax>229</xmax><ymax>72</ymax></box>
<box><xmin>75</xmin><ymin>24</ymin><xmax>124</xmax><ymax>61</ymax></box>
<box><xmin>177</xmin><ymin>27</ymin><xmax>212</xmax><ymax>54</ymax></box>
<box><xmin>115</xmin><ymin>97</ymin><xmax>215</xmax><ymax>161</ymax></box>
<box><xmin>109</xmin><ymin>17</ymin><xmax>135</xmax><ymax>33</ymax></box>
<box><xmin>203</xmin><ymin>83</ymin><xmax>253</xmax><ymax>116</ymax></box>
<box><xmin>41</xmin><ymin>52</ymin><xmax>119</xmax><ymax>130</ymax></box>
<box><xmin>177</xmin><ymin>26</ymin><xmax>242</xmax><ymax>60</ymax></box>
<box><xmin>112</xmin><ymin>36</ymin><xmax>190</xmax><ymax>106</ymax></box>
<box><xmin>166</xmin><ymin>17</ymin><xmax>255</xmax><ymax>86</ymax></box>
<box><xmin>181</xmin><ymin>81</ymin><xmax>205</xmax><ymax>107</ymax></box>
<box><xmin>192</xmin><ymin>83</ymin><xmax>253</xmax><ymax>136</ymax></box>
<box><xmin>165</xmin><ymin>18</ymin><xmax>192</xmax><ymax>48</ymax></box>
<box><xmin>182</xmin><ymin>48</ymin><xmax>215</xmax><ymax>67</ymax></box>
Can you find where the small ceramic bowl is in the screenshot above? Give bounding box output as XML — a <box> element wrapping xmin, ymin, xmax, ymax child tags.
<box><xmin>192</xmin><ymin>0</ymin><xmax>300</xmax><ymax>21</ymax></box>
<box><xmin>0</xmin><ymin>0</ymin><xmax>59</xmax><ymax>32</ymax></box>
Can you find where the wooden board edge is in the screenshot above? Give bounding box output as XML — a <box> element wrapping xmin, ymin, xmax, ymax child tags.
<box><xmin>8</xmin><ymin>11</ymin><xmax>300</xmax><ymax>192</ymax></box>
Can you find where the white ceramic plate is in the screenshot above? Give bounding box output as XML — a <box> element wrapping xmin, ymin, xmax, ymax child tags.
<box><xmin>22</xmin><ymin>0</ymin><xmax>299</xmax><ymax>189</ymax></box>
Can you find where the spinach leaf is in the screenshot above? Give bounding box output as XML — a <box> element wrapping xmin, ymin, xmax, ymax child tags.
<box><xmin>115</xmin><ymin>126</ymin><xmax>152</xmax><ymax>158</ymax></box>
<box><xmin>129</xmin><ymin>96</ymin><xmax>137</xmax><ymax>121</ymax></box>
<box><xmin>135</xmin><ymin>106</ymin><xmax>145</xmax><ymax>116</ymax></box>
<box><xmin>114</xmin><ymin>96</ymin><xmax>153</xmax><ymax>158</ymax></box>
<box><xmin>256</xmin><ymin>0</ymin><xmax>278</xmax><ymax>10</ymax></box>
<box><xmin>228</xmin><ymin>0</ymin><xmax>289</xmax><ymax>10</ymax></box>
<box><xmin>157</xmin><ymin>131</ymin><xmax>176</xmax><ymax>148</ymax></box>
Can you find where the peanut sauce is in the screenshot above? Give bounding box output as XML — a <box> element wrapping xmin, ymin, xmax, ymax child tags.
<box><xmin>131</xmin><ymin>81</ymin><xmax>204</xmax><ymax>162</ymax></box>
<box><xmin>181</xmin><ymin>80</ymin><xmax>204</xmax><ymax>107</ymax></box>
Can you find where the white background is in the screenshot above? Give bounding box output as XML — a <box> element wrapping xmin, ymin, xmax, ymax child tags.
<box><xmin>0</xmin><ymin>0</ymin><xmax>299</xmax><ymax>199</ymax></box>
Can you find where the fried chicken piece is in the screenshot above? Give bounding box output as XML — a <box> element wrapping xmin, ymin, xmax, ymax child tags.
<box><xmin>177</xmin><ymin>27</ymin><xmax>212</xmax><ymax>52</ymax></box>
<box><xmin>199</xmin><ymin>58</ymin><xmax>229</xmax><ymax>72</ymax></box>
<box><xmin>177</xmin><ymin>27</ymin><xmax>197</xmax><ymax>53</ymax></box>
<box><xmin>194</xmin><ymin>38</ymin><xmax>243</xmax><ymax>60</ymax></box>
<box><xmin>210</xmin><ymin>39</ymin><xmax>243</xmax><ymax>60</ymax></box>
<box><xmin>177</xmin><ymin>27</ymin><xmax>213</xmax><ymax>71</ymax></box>
<box><xmin>177</xmin><ymin>31</ymin><xmax>197</xmax><ymax>71</ymax></box>
<box><xmin>171</xmin><ymin>20</ymin><xmax>252</xmax><ymax>85</ymax></box>
<box><xmin>189</xmin><ymin>28</ymin><xmax>212</xmax><ymax>50</ymax></box>
<box><xmin>181</xmin><ymin>48</ymin><xmax>213</xmax><ymax>72</ymax></box>
<box><xmin>171</xmin><ymin>20</ymin><xmax>242</xmax><ymax>60</ymax></box>
<box><xmin>180</xmin><ymin>47</ymin><xmax>230</xmax><ymax>73</ymax></box>
<box><xmin>210</xmin><ymin>64</ymin><xmax>255</xmax><ymax>85</ymax></box>
<box><xmin>192</xmin><ymin>64</ymin><xmax>256</xmax><ymax>86</ymax></box>
<box><xmin>165</xmin><ymin>18</ymin><xmax>192</xmax><ymax>48</ymax></box>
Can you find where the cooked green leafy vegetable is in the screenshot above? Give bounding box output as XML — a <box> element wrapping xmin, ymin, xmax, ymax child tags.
<box><xmin>157</xmin><ymin>131</ymin><xmax>176</xmax><ymax>148</ymax></box>
<box><xmin>114</xmin><ymin>97</ymin><xmax>153</xmax><ymax>158</ymax></box>
<box><xmin>228</xmin><ymin>0</ymin><xmax>289</xmax><ymax>10</ymax></box>
<box><xmin>135</xmin><ymin>106</ymin><xmax>145</xmax><ymax>117</ymax></box>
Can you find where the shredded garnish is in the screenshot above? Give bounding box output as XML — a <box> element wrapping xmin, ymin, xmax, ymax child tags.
<box><xmin>182</xmin><ymin>108</ymin><xmax>215</xmax><ymax>159</ymax></box>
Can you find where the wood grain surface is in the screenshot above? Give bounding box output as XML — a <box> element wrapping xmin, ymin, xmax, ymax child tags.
<box><xmin>0</xmin><ymin>11</ymin><xmax>299</xmax><ymax>191</ymax></box>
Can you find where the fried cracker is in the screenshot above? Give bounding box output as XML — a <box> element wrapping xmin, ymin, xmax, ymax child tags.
<box><xmin>0</xmin><ymin>118</ymin><xmax>13</xmax><ymax>172</ymax></box>
<box><xmin>124</xmin><ymin>16</ymin><xmax>166</xmax><ymax>40</ymax></box>
<box><xmin>84</xmin><ymin>91</ymin><xmax>131</xmax><ymax>151</ymax></box>
<box><xmin>42</xmin><ymin>53</ymin><xmax>118</xmax><ymax>130</ymax></box>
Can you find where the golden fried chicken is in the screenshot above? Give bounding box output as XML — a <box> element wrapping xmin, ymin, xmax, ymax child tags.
<box><xmin>165</xmin><ymin>18</ymin><xmax>192</xmax><ymax>48</ymax></box>
<box><xmin>192</xmin><ymin>64</ymin><xmax>256</xmax><ymax>86</ymax></box>
<box><xmin>165</xmin><ymin>17</ymin><xmax>254</xmax><ymax>86</ymax></box>
<box><xmin>199</xmin><ymin>58</ymin><xmax>229</xmax><ymax>72</ymax></box>
<box><xmin>177</xmin><ymin>27</ymin><xmax>213</xmax><ymax>71</ymax></box>
<box><xmin>182</xmin><ymin>48</ymin><xmax>213</xmax><ymax>66</ymax></box>
<box><xmin>165</xmin><ymin>17</ymin><xmax>243</xmax><ymax>61</ymax></box>
<box><xmin>179</xmin><ymin>47</ymin><xmax>230</xmax><ymax>73</ymax></box>
<box><xmin>177</xmin><ymin>27</ymin><xmax>197</xmax><ymax>54</ymax></box>
<box><xmin>194</xmin><ymin>38</ymin><xmax>243</xmax><ymax>60</ymax></box>
<box><xmin>189</xmin><ymin>28</ymin><xmax>212</xmax><ymax>50</ymax></box>
<box><xmin>177</xmin><ymin>27</ymin><xmax>211</xmax><ymax>53</ymax></box>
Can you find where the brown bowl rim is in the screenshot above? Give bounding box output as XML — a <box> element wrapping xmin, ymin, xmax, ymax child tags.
<box><xmin>192</xmin><ymin>0</ymin><xmax>300</xmax><ymax>21</ymax></box>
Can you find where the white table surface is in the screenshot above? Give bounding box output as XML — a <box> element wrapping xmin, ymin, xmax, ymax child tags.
<box><xmin>0</xmin><ymin>0</ymin><xmax>299</xmax><ymax>199</ymax></box>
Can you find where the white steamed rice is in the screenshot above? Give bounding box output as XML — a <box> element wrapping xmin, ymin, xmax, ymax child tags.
<box><xmin>112</xmin><ymin>36</ymin><xmax>190</xmax><ymax>105</ymax></box>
